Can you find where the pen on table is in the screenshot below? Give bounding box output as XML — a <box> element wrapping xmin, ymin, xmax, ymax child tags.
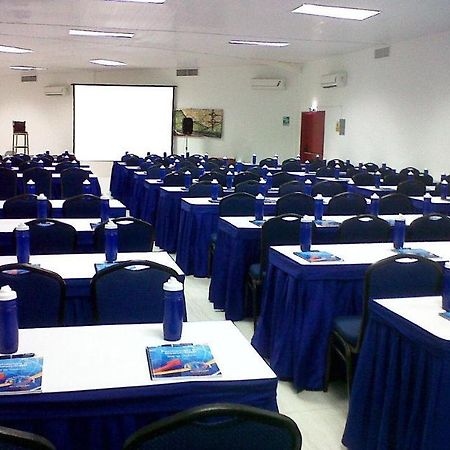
<box><xmin>0</xmin><ymin>353</ymin><xmax>35</xmax><ymax>360</ymax></box>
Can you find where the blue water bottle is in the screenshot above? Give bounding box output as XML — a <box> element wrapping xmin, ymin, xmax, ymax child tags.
<box><xmin>5</xmin><ymin>160</ymin><xmax>12</xmax><ymax>169</ymax></box>
<box><xmin>226</xmin><ymin>171</ymin><xmax>234</xmax><ymax>189</ymax></box>
<box><xmin>314</xmin><ymin>194</ymin><xmax>324</xmax><ymax>220</ymax></box>
<box><xmin>304</xmin><ymin>179</ymin><xmax>312</xmax><ymax>196</ymax></box>
<box><xmin>370</xmin><ymin>193</ymin><xmax>380</xmax><ymax>216</ymax></box>
<box><xmin>300</xmin><ymin>216</ymin><xmax>313</xmax><ymax>252</ymax></box>
<box><xmin>204</xmin><ymin>153</ymin><xmax>209</xmax><ymax>162</ymax></box>
<box><xmin>334</xmin><ymin>164</ymin><xmax>340</xmax><ymax>179</ymax></box>
<box><xmin>345</xmin><ymin>159</ymin><xmax>351</xmax><ymax>167</ymax></box>
<box><xmin>37</xmin><ymin>194</ymin><xmax>47</xmax><ymax>220</ymax></box>
<box><xmin>255</xmin><ymin>194</ymin><xmax>264</xmax><ymax>221</ymax></box>
<box><xmin>159</xmin><ymin>165</ymin><xmax>167</xmax><ymax>180</ymax></box>
<box><xmin>82</xmin><ymin>180</ymin><xmax>91</xmax><ymax>194</ymax></box>
<box><xmin>37</xmin><ymin>159</ymin><xmax>44</xmax><ymax>168</ymax></box>
<box><xmin>374</xmin><ymin>171</ymin><xmax>381</xmax><ymax>188</ymax></box>
<box><xmin>441</xmin><ymin>180</ymin><xmax>448</xmax><ymax>200</ymax></box>
<box><xmin>274</xmin><ymin>154</ymin><xmax>279</xmax><ymax>166</ymax></box>
<box><xmin>198</xmin><ymin>164</ymin><xmax>205</xmax><ymax>177</ymax></box>
<box><xmin>258</xmin><ymin>179</ymin><xmax>267</xmax><ymax>196</ymax></box>
<box><xmin>163</xmin><ymin>277</ymin><xmax>184</xmax><ymax>341</ymax></box>
<box><xmin>423</xmin><ymin>193</ymin><xmax>432</xmax><ymax>215</ymax></box>
<box><xmin>423</xmin><ymin>168</ymin><xmax>429</xmax><ymax>176</ymax></box>
<box><xmin>381</xmin><ymin>162</ymin><xmax>387</xmax><ymax>170</ymax></box>
<box><xmin>407</xmin><ymin>171</ymin><xmax>414</xmax><ymax>181</ymax></box>
<box><xmin>265</xmin><ymin>172</ymin><xmax>273</xmax><ymax>190</ymax></box>
<box><xmin>0</xmin><ymin>286</ymin><xmax>19</xmax><ymax>354</ymax></box>
<box><xmin>184</xmin><ymin>170</ymin><xmax>192</xmax><ymax>189</ymax></box>
<box><xmin>185</xmin><ymin>150</ymin><xmax>190</xmax><ymax>158</ymax></box>
<box><xmin>174</xmin><ymin>159</ymin><xmax>180</xmax><ymax>170</ymax></box>
<box><xmin>100</xmin><ymin>195</ymin><xmax>110</xmax><ymax>222</ymax></box>
<box><xmin>442</xmin><ymin>262</ymin><xmax>450</xmax><ymax>311</ymax></box>
<box><xmin>358</xmin><ymin>162</ymin><xmax>363</xmax><ymax>170</ymax></box>
<box><xmin>15</xmin><ymin>223</ymin><xmax>30</xmax><ymax>264</ymax></box>
<box><xmin>393</xmin><ymin>215</ymin><xmax>406</xmax><ymax>249</ymax></box>
<box><xmin>441</xmin><ymin>174</ymin><xmax>446</xmax><ymax>182</ymax></box>
<box><xmin>105</xmin><ymin>221</ymin><xmax>118</xmax><ymax>262</ymax></box>
<box><xmin>222</xmin><ymin>156</ymin><xmax>228</xmax><ymax>166</ymax></box>
<box><xmin>305</xmin><ymin>160</ymin><xmax>310</xmax><ymax>174</ymax></box>
<box><xmin>261</xmin><ymin>165</ymin><xmax>268</xmax><ymax>178</ymax></box>
<box><xmin>26</xmin><ymin>180</ymin><xmax>36</xmax><ymax>195</ymax></box>
<box><xmin>252</xmin><ymin>153</ymin><xmax>257</xmax><ymax>165</ymax></box>
<box><xmin>236</xmin><ymin>160</ymin><xmax>243</xmax><ymax>173</ymax></box>
<box><xmin>211</xmin><ymin>179</ymin><xmax>219</xmax><ymax>201</ymax></box>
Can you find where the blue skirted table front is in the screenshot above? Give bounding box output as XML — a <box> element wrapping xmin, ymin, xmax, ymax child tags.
<box><xmin>140</xmin><ymin>180</ymin><xmax>164</xmax><ymax>225</ymax></box>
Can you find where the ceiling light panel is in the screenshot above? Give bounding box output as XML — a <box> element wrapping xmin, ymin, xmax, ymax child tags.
<box><xmin>70</xmin><ymin>29</ymin><xmax>134</xmax><ymax>38</ymax></box>
<box><xmin>229</xmin><ymin>40</ymin><xmax>289</xmax><ymax>47</ymax></box>
<box><xmin>0</xmin><ymin>45</ymin><xmax>32</xmax><ymax>54</ymax></box>
<box><xmin>104</xmin><ymin>0</ymin><xmax>165</xmax><ymax>3</ymax></box>
<box><xmin>89</xmin><ymin>59</ymin><xmax>127</xmax><ymax>66</ymax></box>
<box><xmin>292</xmin><ymin>4</ymin><xmax>380</xmax><ymax>20</ymax></box>
<box><xmin>10</xmin><ymin>65</ymin><xmax>46</xmax><ymax>71</ymax></box>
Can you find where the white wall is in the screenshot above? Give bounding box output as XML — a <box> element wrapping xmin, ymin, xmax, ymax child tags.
<box><xmin>0</xmin><ymin>65</ymin><xmax>302</xmax><ymax>164</ymax></box>
<box><xmin>299</xmin><ymin>30</ymin><xmax>450</xmax><ymax>177</ymax></box>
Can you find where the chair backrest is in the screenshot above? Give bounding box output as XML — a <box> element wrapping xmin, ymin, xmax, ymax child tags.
<box><xmin>383</xmin><ymin>173</ymin><xmax>405</xmax><ymax>186</ymax></box>
<box><xmin>60</xmin><ymin>168</ymin><xmax>90</xmax><ymax>198</ymax></box>
<box><xmin>308</xmin><ymin>159</ymin><xmax>325</xmax><ymax>171</ymax></box>
<box><xmin>23</xmin><ymin>167</ymin><xmax>52</xmax><ymax>197</ymax></box>
<box><xmin>209</xmin><ymin>171</ymin><xmax>227</xmax><ymax>186</ymax></box>
<box><xmin>396</xmin><ymin>179</ymin><xmax>426</xmax><ymax>196</ymax></box>
<box><xmin>187</xmin><ymin>181</ymin><xmax>223</xmax><ymax>198</ymax></box>
<box><xmin>417</xmin><ymin>173</ymin><xmax>434</xmax><ymax>186</ymax></box>
<box><xmin>259</xmin><ymin>157</ymin><xmax>278</xmax><ymax>168</ymax></box>
<box><xmin>25</xmin><ymin>219</ymin><xmax>77</xmax><ymax>254</ymax></box>
<box><xmin>234</xmin><ymin>171</ymin><xmax>260</xmax><ymax>185</ymax></box>
<box><xmin>363</xmin><ymin>162</ymin><xmax>379</xmax><ymax>173</ymax></box>
<box><xmin>235</xmin><ymin>180</ymin><xmax>260</xmax><ymax>196</ymax></box>
<box><xmin>276</xmin><ymin>193</ymin><xmax>314</xmax><ymax>216</ymax></box>
<box><xmin>179</xmin><ymin>165</ymin><xmax>202</xmax><ymax>179</ymax></box>
<box><xmin>145</xmin><ymin>165</ymin><xmax>163</xmax><ymax>179</ymax></box>
<box><xmin>326</xmin><ymin>192</ymin><xmax>367</xmax><ymax>216</ymax></box>
<box><xmin>207</xmin><ymin>157</ymin><xmax>226</xmax><ymax>167</ymax></box>
<box><xmin>278</xmin><ymin>181</ymin><xmax>304</xmax><ymax>196</ymax></box>
<box><xmin>433</xmin><ymin>182</ymin><xmax>448</xmax><ymax>197</ymax></box>
<box><xmin>379</xmin><ymin>193</ymin><xmax>416</xmax><ymax>214</ymax></box>
<box><xmin>271</xmin><ymin>172</ymin><xmax>296</xmax><ymax>188</ymax></box>
<box><xmin>378</xmin><ymin>167</ymin><xmax>395</xmax><ymax>177</ymax></box>
<box><xmin>62</xmin><ymin>194</ymin><xmax>102</xmax><ymax>218</ymax></box>
<box><xmin>91</xmin><ymin>260</ymin><xmax>181</xmax><ymax>325</ymax></box>
<box><xmin>121</xmin><ymin>154</ymin><xmax>142</xmax><ymax>165</ymax></box>
<box><xmin>312</xmin><ymin>181</ymin><xmax>346</xmax><ymax>197</ymax></box>
<box><xmin>315</xmin><ymin>167</ymin><xmax>334</xmax><ymax>177</ymax></box>
<box><xmin>0</xmin><ymin>425</ymin><xmax>56</xmax><ymax>450</ymax></box>
<box><xmin>0</xmin><ymin>263</ymin><xmax>65</xmax><ymax>328</ymax></box>
<box><xmin>55</xmin><ymin>161</ymin><xmax>79</xmax><ymax>173</ymax></box>
<box><xmin>407</xmin><ymin>214</ymin><xmax>450</xmax><ymax>241</ymax></box>
<box><xmin>260</xmin><ymin>214</ymin><xmax>302</xmax><ymax>271</ymax></box>
<box><xmin>249</xmin><ymin>166</ymin><xmax>263</xmax><ymax>177</ymax></box>
<box><xmin>163</xmin><ymin>172</ymin><xmax>184</xmax><ymax>186</ymax></box>
<box><xmin>399</xmin><ymin>167</ymin><xmax>420</xmax><ymax>177</ymax></box>
<box><xmin>3</xmin><ymin>194</ymin><xmax>52</xmax><ymax>219</ymax></box>
<box><xmin>19</xmin><ymin>160</ymin><xmax>40</xmax><ymax>172</ymax></box>
<box><xmin>281</xmin><ymin>160</ymin><xmax>302</xmax><ymax>172</ymax></box>
<box><xmin>94</xmin><ymin>217</ymin><xmax>154</xmax><ymax>252</ymax></box>
<box><xmin>123</xmin><ymin>403</ymin><xmax>302</xmax><ymax>450</ymax></box>
<box><xmin>338</xmin><ymin>215</ymin><xmax>391</xmax><ymax>243</ymax></box>
<box><xmin>326</xmin><ymin>158</ymin><xmax>345</xmax><ymax>169</ymax></box>
<box><xmin>219</xmin><ymin>193</ymin><xmax>256</xmax><ymax>216</ymax></box>
<box><xmin>0</xmin><ymin>167</ymin><xmax>17</xmax><ymax>199</ymax></box>
<box><xmin>351</xmin><ymin>173</ymin><xmax>375</xmax><ymax>186</ymax></box>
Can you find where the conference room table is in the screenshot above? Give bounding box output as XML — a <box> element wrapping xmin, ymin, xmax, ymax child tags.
<box><xmin>251</xmin><ymin>241</ymin><xmax>450</xmax><ymax>391</ymax></box>
<box><xmin>209</xmin><ymin>214</ymin><xmax>422</xmax><ymax>321</ymax></box>
<box><xmin>0</xmin><ymin>321</ymin><xmax>277</xmax><ymax>450</ymax></box>
<box><xmin>343</xmin><ymin>296</ymin><xmax>450</xmax><ymax>450</ymax></box>
<box><xmin>0</xmin><ymin>198</ymin><xmax>126</xmax><ymax>219</ymax></box>
<box><xmin>0</xmin><ymin>251</ymin><xmax>182</xmax><ymax>326</ymax></box>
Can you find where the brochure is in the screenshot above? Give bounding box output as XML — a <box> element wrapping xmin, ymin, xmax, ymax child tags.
<box><xmin>294</xmin><ymin>250</ymin><xmax>342</xmax><ymax>262</ymax></box>
<box><xmin>0</xmin><ymin>356</ymin><xmax>43</xmax><ymax>394</ymax></box>
<box><xmin>146</xmin><ymin>343</ymin><xmax>221</xmax><ymax>379</ymax></box>
<box><xmin>392</xmin><ymin>248</ymin><xmax>439</xmax><ymax>259</ymax></box>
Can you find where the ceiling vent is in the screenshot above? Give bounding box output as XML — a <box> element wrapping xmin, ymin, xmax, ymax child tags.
<box><xmin>21</xmin><ymin>75</ymin><xmax>37</xmax><ymax>82</ymax></box>
<box><xmin>251</xmin><ymin>78</ymin><xmax>286</xmax><ymax>90</ymax></box>
<box><xmin>320</xmin><ymin>72</ymin><xmax>347</xmax><ymax>88</ymax></box>
<box><xmin>44</xmin><ymin>85</ymin><xmax>68</xmax><ymax>96</ymax></box>
<box><xmin>176</xmin><ymin>68</ymin><xmax>199</xmax><ymax>77</ymax></box>
<box><xmin>374</xmin><ymin>47</ymin><xmax>390</xmax><ymax>59</ymax></box>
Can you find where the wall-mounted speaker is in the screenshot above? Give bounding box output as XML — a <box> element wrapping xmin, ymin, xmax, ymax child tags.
<box><xmin>182</xmin><ymin>117</ymin><xmax>193</xmax><ymax>135</ymax></box>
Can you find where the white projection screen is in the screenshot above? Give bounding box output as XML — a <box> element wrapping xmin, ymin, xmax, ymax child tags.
<box><xmin>73</xmin><ymin>84</ymin><xmax>175</xmax><ymax>161</ymax></box>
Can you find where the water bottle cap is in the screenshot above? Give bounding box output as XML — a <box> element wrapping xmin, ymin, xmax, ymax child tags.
<box><xmin>252</xmin><ymin>153</ymin><xmax>256</xmax><ymax>156</ymax></box>
<box><xmin>274</xmin><ymin>154</ymin><xmax>278</xmax><ymax>157</ymax></box>
<box><xmin>227</xmin><ymin>171</ymin><xmax>233</xmax><ymax>175</ymax></box>
<box><xmin>83</xmin><ymin>180</ymin><xmax>90</xmax><ymax>185</ymax></box>
<box><xmin>26</xmin><ymin>180</ymin><xmax>35</xmax><ymax>185</ymax></box>
<box><xmin>262</xmin><ymin>165</ymin><xmax>268</xmax><ymax>169</ymax></box>
<box><xmin>259</xmin><ymin>178</ymin><xmax>266</xmax><ymax>184</ymax></box>
<box><xmin>15</xmin><ymin>223</ymin><xmax>29</xmax><ymax>231</ymax></box>
<box><xmin>100</xmin><ymin>194</ymin><xmax>109</xmax><ymax>200</ymax></box>
<box><xmin>175</xmin><ymin>159</ymin><xmax>180</xmax><ymax>163</ymax></box>
<box><xmin>423</xmin><ymin>193</ymin><xmax>432</xmax><ymax>199</ymax></box>
<box><xmin>211</xmin><ymin>179</ymin><xmax>219</xmax><ymax>184</ymax></box>
<box><xmin>160</xmin><ymin>165</ymin><xmax>165</xmax><ymax>169</ymax></box>
<box><xmin>442</xmin><ymin>180</ymin><xmax>448</xmax><ymax>185</ymax></box>
<box><xmin>184</xmin><ymin>170</ymin><xmax>191</xmax><ymax>175</ymax></box>
<box><xmin>445</xmin><ymin>262</ymin><xmax>450</xmax><ymax>270</ymax></box>
<box><xmin>200</xmin><ymin>159</ymin><xmax>205</xmax><ymax>164</ymax></box>
<box><xmin>335</xmin><ymin>164</ymin><xmax>340</xmax><ymax>168</ymax></box>
<box><xmin>267</xmin><ymin>172</ymin><xmax>272</xmax><ymax>177</ymax></box>
<box><xmin>315</xmin><ymin>194</ymin><xmax>323</xmax><ymax>200</ymax></box>
<box><xmin>375</xmin><ymin>171</ymin><xmax>381</xmax><ymax>175</ymax></box>
<box><xmin>256</xmin><ymin>193</ymin><xmax>265</xmax><ymax>200</ymax></box>
<box><xmin>204</xmin><ymin>153</ymin><xmax>208</xmax><ymax>156</ymax></box>
<box><xmin>163</xmin><ymin>276</ymin><xmax>183</xmax><ymax>292</ymax></box>
<box><xmin>37</xmin><ymin>193</ymin><xmax>47</xmax><ymax>200</ymax></box>
<box><xmin>38</xmin><ymin>159</ymin><xmax>43</xmax><ymax>163</ymax></box>
<box><xmin>408</xmin><ymin>171</ymin><xmax>413</xmax><ymax>175</ymax></box>
<box><xmin>105</xmin><ymin>220</ymin><xmax>118</xmax><ymax>230</ymax></box>
<box><xmin>301</xmin><ymin>215</ymin><xmax>313</xmax><ymax>223</ymax></box>
<box><xmin>0</xmin><ymin>285</ymin><xmax>17</xmax><ymax>301</ymax></box>
<box><xmin>223</xmin><ymin>156</ymin><xmax>227</xmax><ymax>159</ymax></box>
<box><xmin>305</xmin><ymin>179</ymin><xmax>312</xmax><ymax>185</ymax></box>
<box><xmin>370</xmin><ymin>193</ymin><xmax>379</xmax><ymax>200</ymax></box>
<box><xmin>198</xmin><ymin>165</ymin><xmax>204</xmax><ymax>169</ymax></box>
<box><xmin>396</xmin><ymin>214</ymin><xmax>406</xmax><ymax>222</ymax></box>
<box><xmin>305</xmin><ymin>160</ymin><xmax>310</xmax><ymax>164</ymax></box>
<box><xmin>228</xmin><ymin>165</ymin><xmax>234</xmax><ymax>170</ymax></box>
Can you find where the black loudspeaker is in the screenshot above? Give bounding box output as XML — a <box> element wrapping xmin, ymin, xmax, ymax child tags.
<box><xmin>182</xmin><ymin>117</ymin><xmax>194</xmax><ymax>135</ymax></box>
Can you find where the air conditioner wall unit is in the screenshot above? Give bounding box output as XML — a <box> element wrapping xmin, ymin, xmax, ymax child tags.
<box><xmin>44</xmin><ymin>85</ymin><xmax>68</xmax><ymax>96</ymax></box>
<box><xmin>320</xmin><ymin>72</ymin><xmax>347</xmax><ymax>88</ymax></box>
<box><xmin>251</xmin><ymin>78</ymin><xmax>286</xmax><ymax>90</ymax></box>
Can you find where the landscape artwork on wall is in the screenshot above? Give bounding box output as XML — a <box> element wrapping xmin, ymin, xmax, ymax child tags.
<box><xmin>174</xmin><ymin>108</ymin><xmax>223</xmax><ymax>138</ymax></box>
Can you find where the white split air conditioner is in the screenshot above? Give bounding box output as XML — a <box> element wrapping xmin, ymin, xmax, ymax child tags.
<box><xmin>251</xmin><ymin>78</ymin><xmax>286</xmax><ymax>90</ymax></box>
<box><xmin>320</xmin><ymin>72</ymin><xmax>347</xmax><ymax>88</ymax></box>
<box><xmin>44</xmin><ymin>85</ymin><xmax>68</xmax><ymax>96</ymax></box>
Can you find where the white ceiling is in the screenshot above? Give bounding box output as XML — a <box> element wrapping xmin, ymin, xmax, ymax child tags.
<box><xmin>0</xmin><ymin>0</ymin><xmax>449</xmax><ymax>75</ymax></box>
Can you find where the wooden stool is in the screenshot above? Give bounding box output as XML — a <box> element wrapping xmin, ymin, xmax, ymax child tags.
<box><xmin>12</xmin><ymin>132</ymin><xmax>29</xmax><ymax>155</ymax></box>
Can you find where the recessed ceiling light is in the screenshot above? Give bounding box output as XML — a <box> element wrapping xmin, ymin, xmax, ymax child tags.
<box><xmin>10</xmin><ymin>65</ymin><xmax>46</xmax><ymax>71</ymax></box>
<box><xmin>292</xmin><ymin>4</ymin><xmax>380</xmax><ymax>20</ymax></box>
<box><xmin>0</xmin><ymin>45</ymin><xmax>33</xmax><ymax>54</ymax></box>
<box><xmin>229</xmin><ymin>40</ymin><xmax>289</xmax><ymax>47</ymax></box>
<box><xmin>104</xmin><ymin>0</ymin><xmax>165</xmax><ymax>3</ymax></box>
<box><xmin>89</xmin><ymin>59</ymin><xmax>127</xmax><ymax>66</ymax></box>
<box><xmin>70</xmin><ymin>29</ymin><xmax>134</xmax><ymax>38</ymax></box>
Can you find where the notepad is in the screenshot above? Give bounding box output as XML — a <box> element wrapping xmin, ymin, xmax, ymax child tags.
<box><xmin>314</xmin><ymin>219</ymin><xmax>340</xmax><ymax>228</ymax></box>
<box><xmin>208</xmin><ymin>199</ymin><xmax>220</xmax><ymax>204</ymax></box>
<box><xmin>392</xmin><ymin>248</ymin><xmax>439</xmax><ymax>259</ymax></box>
<box><xmin>294</xmin><ymin>250</ymin><xmax>342</xmax><ymax>262</ymax></box>
<box><xmin>249</xmin><ymin>219</ymin><xmax>266</xmax><ymax>226</ymax></box>
<box><xmin>0</xmin><ymin>356</ymin><xmax>43</xmax><ymax>394</ymax></box>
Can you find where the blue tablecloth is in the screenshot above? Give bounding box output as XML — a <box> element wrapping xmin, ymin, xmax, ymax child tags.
<box><xmin>110</xmin><ymin>161</ymin><xmax>126</xmax><ymax>200</ymax></box>
<box><xmin>140</xmin><ymin>181</ymin><xmax>164</xmax><ymax>225</ymax></box>
<box><xmin>343</xmin><ymin>301</ymin><xmax>450</xmax><ymax>450</ymax></box>
<box><xmin>251</xmin><ymin>248</ymin><xmax>366</xmax><ymax>390</ymax></box>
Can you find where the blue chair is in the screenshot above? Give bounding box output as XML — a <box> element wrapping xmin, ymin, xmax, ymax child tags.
<box><xmin>271</xmin><ymin>172</ymin><xmax>296</xmax><ymax>188</ymax></box>
<box><xmin>187</xmin><ymin>181</ymin><xmax>223</xmax><ymax>198</ymax></box>
<box><xmin>315</xmin><ymin>167</ymin><xmax>334</xmax><ymax>177</ymax></box>
<box><xmin>91</xmin><ymin>260</ymin><xmax>182</xmax><ymax>325</ymax></box>
<box><xmin>235</xmin><ymin>180</ymin><xmax>260</xmax><ymax>196</ymax></box>
<box><xmin>25</xmin><ymin>219</ymin><xmax>77</xmax><ymax>254</ymax></box>
<box><xmin>278</xmin><ymin>181</ymin><xmax>305</xmax><ymax>196</ymax></box>
<box><xmin>123</xmin><ymin>403</ymin><xmax>302</xmax><ymax>450</ymax></box>
<box><xmin>362</xmin><ymin>162</ymin><xmax>379</xmax><ymax>173</ymax></box>
<box><xmin>378</xmin><ymin>166</ymin><xmax>395</xmax><ymax>177</ymax></box>
<box><xmin>397</xmin><ymin>179</ymin><xmax>426</xmax><ymax>196</ymax></box>
<box><xmin>338</xmin><ymin>215</ymin><xmax>391</xmax><ymax>243</ymax></box>
<box><xmin>18</xmin><ymin>160</ymin><xmax>41</xmax><ymax>172</ymax></box>
<box><xmin>259</xmin><ymin>157</ymin><xmax>278</xmax><ymax>168</ymax></box>
<box><xmin>383</xmin><ymin>172</ymin><xmax>405</xmax><ymax>185</ymax></box>
<box><xmin>120</xmin><ymin>153</ymin><xmax>142</xmax><ymax>165</ymax></box>
<box><xmin>219</xmin><ymin>193</ymin><xmax>256</xmax><ymax>216</ymax></box>
<box><xmin>351</xmin><ymin>173</ymin><xmax>375</xmax><ymax>186</ymax></box>
<box><xmin>326</xmin><ymin>192</ymin><xmax>367</xmax><ymax>216</ymax></box>
<box><xmin>281</xmin><ymin>160</ymin><xmax>302</xmax><ymax>171</ymax></box>
<box><xmin>163</xmin><ymin>172</ymin><xmax>185</xmax><ymax>186</ymax></box>
<box><xmin>207</xmin><ymin>157</ymin><xmax>226</xmax><ymax>167</ymax></box>
<box><xmin>433</xmin><ymin>182</ymin><xmax>449</xmax><ymax>197</ymax></box>
<box><xmin>0</xmin><ymin>263</ymin><xmax>66</xmax><ymax>328</ymax></box>
<box><xmin>145</xmin><ymin>165</ymin><xmax>164</xmax><ymax>179</ymax></box>
<box><xmin>379</xmin><ymin>193</ymin><xmax>416</xmax><ymax>214</ymax></box>
<box><xmin>94</xmin><ymin>217</ymin><xmax>154</xmax><ymax>252</ymax></box>
<box><xmin>0</xmin><ymin>168</ymin><xmax>17</xmax><ymax>199</ymax></box>
<box><xmin>0</xmin><ymin>425</ymin><xmax>56</xmax><ymax>450</ymax></box>
<box><xmin>60</xmin><ymin>168</ymin><xmax>91</xmax><ymax>198</ymax></box>
<box><xmin>329</xmin><ymin>254</ymin><xmax>443</xmax><ymax>394</ymax></box>
<box><xmin>55</xmin><ymin>161</ymin><xmax>79</xmax><ymax>173</ymax></box>
<box><xmin>407</xmin><ymin>214</ymin><xmax>450</xmax><ymax>241</ymax></box>
<box><xmin>326</xmin><ymin>158</ymin><xmax>345</xmax><ymax>169</ymax></box>
<box><xmin>199</xmin><ymin>171</ymin><xmax>227</xmax><ymax>186</ymax></box>
<box><xmin>399</xmin><ymin>166</ymin><xmax>420</xmax><ymax>177</ymax></box>
<box><xmin>312</xmin><ymin>181</ymin><xmax>346</xmax><ymax>197</ymax></box>
<box><xmin>3</xmin><ymin>194</ymin><xmax>53</xmax><ymax>219</ymax></box>
<box><xmin>417</xmin><ymin>173</ymin><xmax>434</xmax><ymax>185</ymax></box>
<box><xmin>234</xmin><ymin>171</ymin><xmax>259</xmax><ymax>185</ymax></box>
<box><xmin>62</xmin><ymin>194</ymin><xmax>102</xmax><ymax>218</ymax></box>
<box><xmin>23</xmin><ymin>167</ymin><xmax>52</xmax><ymax>197</ymax></box>
<box><xmin>276</xmin><ymin>193</ymin><xmax>314</xmax><ymax>215</ymax></box>
<box><xmin>308</xmin><ymin>159</ymin><xmax>326</xmax><ymax>171</ymax></box>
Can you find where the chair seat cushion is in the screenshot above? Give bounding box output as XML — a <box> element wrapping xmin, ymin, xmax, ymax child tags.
<box><xmin>333</xmin><ymin>315</ymin><xmax>362</xmax><ymax>347</ymax></box>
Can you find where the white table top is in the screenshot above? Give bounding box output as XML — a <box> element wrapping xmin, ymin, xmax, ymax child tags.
<box><xmin>16</xmin><ymin>173</ymin><xmax>97</xmax><ymax>180</ymax></box>
<box><xmin>0</xmin><ymin>218</ymin><xmax>98</xmax><ymax>233</ymax></box>
<box><xmin>272</xmin><ymin>241</ymin><xmax>450</xmax><ymax>266</ymax></box>
<box><xmin>13</xmin><ymin>321</ymin><xmax>275</xmax><ymax>393</ymax></box>
<box><xmin>0</xmin><ymin>251</ymin><xmax>183</xmax><ymax>280</ymax></box>
<box><xmin>0</xmin><ymin>199</ymin><xmax>125</xmax><ymax>209</ymax></box>
<box><xmin>375</xmin><ymin>296</ymin><xmax>450</xmax><ymax>341</ymax></box>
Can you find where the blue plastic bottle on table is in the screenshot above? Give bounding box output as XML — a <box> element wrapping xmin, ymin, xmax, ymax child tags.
<box><xmin>393</xmin><ymin>215</ymin><xmax>406</xmax><ymax>249</ymax></box>
<box><xmin>258</xmin><ymin>179</ymin><xmax>267</xmax><ymax>196</ymax></box>
<box><xmin>381</xmin><ymin>162</ymin><xmax>387</xmax><ymax>170</ymax></box>
<box><xmin>174</xmin><ymin>159</ymin><xmax>180</xmax><ymax>170</ymax></box>
<box><xmin>26</xmin><ymin>180</ymin><xmax>36</xmax><ymax>195</ymax></box>
<box><xmin>82</xmin><ymin>180</ymin><xmax>91</xmax><ymax>194</ymax></box>
<box><xmin>442</xmin><ymin>262</ymin><xmax>450</xmax><ymax>311</ymax></box>
<box><xmin>345</xmin><ymin>159</ymin><xmax>351</xmax><ymax>167</ymax></box>
<box><xmin>252</xmin><ymin>154</ymin><xmax>257</xmax><ymax>165</ymax></box>
<box><xmin>37</xmin><ymin>194</ymin><xmax>47</xmax><ymax>220</ymax></box>
<box><xmin>0</xmin><ymin>286</ymin><xmax>19</xmax><ymax>354</ymax></box>
<box><xmin>265</xmin><ymin>172</ymin><xmax>273</xmax><ymax>189</ymax></box>
<box><xmin>441</xmin><ymin>174</ymin><xmax>446</xmax><ymax>182</ymax></box>
<box><xmin>424</xmin><ymin>168</ymin><xmax>429</xmax><ymax>176</ymax></box>
<box><xmin>15</xmin><ymin>223</ymin><xmax>30</xmax><ymax>264</ymax></box>
<box><xmin>5</xmin><ymin>160</ymin><xmax>12</xmax><ymax>169</ymax></box>
<box><xmin>305</xmin><ymin>160</ymin><xmax>310</xmax><ymax>174</ymax></box>
<box><xmin>184</xmin><ymin>170</ymin><xmax>192</xmax><ymax>189</ymax></box>
<box><xmin>226</xmin><ymin>171</ymin><xmax>234</xmax><ymax>189</ymax></box>
<box><xmin>255</xmin><ymin>194</ymin><xmax>264</xmax><ymax>221</ymax></box>
<box><xmin>261</xmin><ymin>165</ymin><xmax>268</xmax><ymax>178</ymax></box>
<box><xmin>159</xmin><ymin>165</ymin><xmax>167</xmax><ymax>180</ymax></box>
<box><xmin>314</xmin><ymin>194</ymin><xmax>324</xmax><ymax>220</ymax></box>
<box><xmin>407</xmin><ymin>171</ymin><xmax>414</xmax><ymax>181</ymax></box>
<box><xmin>185</xmin><ymin>150</ymin><xmax>190</xmax><ymax>158</ymax></box>
<box><xmin>236</xmin><ymin>160</ymin><xmax>243</xmax><ymax>173</ymax></box>
<box><xmin>370</xmin><ymin>193</ymin><xmax>380</xmax><ymax>216</ymax></box>
<box><xmin>274</xmin><ymin>154</ymin><xmax>279</xmax><ymax>166</ymax></box>
<box><xmin>37</xmin><ymin>159</ymin><xmax>44</xmax><ymax>168</ymax></box>
<box><xmin>222</xmin><ymin>156</ymin><xmax>228</xmax><ymax>166</ymax></box>
<box><xmin>163</xmin><ymin>277</ymin><xmax>184</xmax><ymax>341</ymax></box>
<box><xmin>374</xmin><ymin>171</ymin><xmax>381</xmax><ymax>188</ymax></box>
<box><xmin>198</xmin><ymin>164</ymin><xmax>205</xmax><ymax>177</ymax></box>
<box><xmin>100</xmin><ymin>195</ymin><xmax>110</xmax><ymax>222</ymax></box>
<box><xmin>105</xmin><ymin>221</ymin><xmax>118</xmax><ymax>263</ymax></box>
<box><xmin>334</xmin><ymin>165</ymin><xmax>340</xmax><ymax>179</ymax></box>
<box><xmin>211</xmin><ymin>179</ymin><xmax>219</xmax><ymax>201</ymax></box>
<box><xmin>441</xmin><ymin>180</ymin><xmax>448</xmax><ymax>200</ymax></box>
<box><xmin>304</xmin><ymin>179</ymin><xmax>312</xmax><ymax>196</ymax></box>
<box><xmin>300</xmin><ymin>216</ymin><xmax>313</xmax><ymax>252</ymax></box>
<box><xmin>422</xmin><ymin>193</ymin><xmax>432</xmax><ymax>215</ymax></box>
<box><xmin>204</xmin><ymin>153</ymin><xmax>209</xmax><ymax>162</ymax></box>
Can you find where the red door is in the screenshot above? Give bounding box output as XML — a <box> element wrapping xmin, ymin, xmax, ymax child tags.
<box><xmin>300</xmin><ymin>111</ymin><xmax>325</xmax><ymax>162</ymax></box>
